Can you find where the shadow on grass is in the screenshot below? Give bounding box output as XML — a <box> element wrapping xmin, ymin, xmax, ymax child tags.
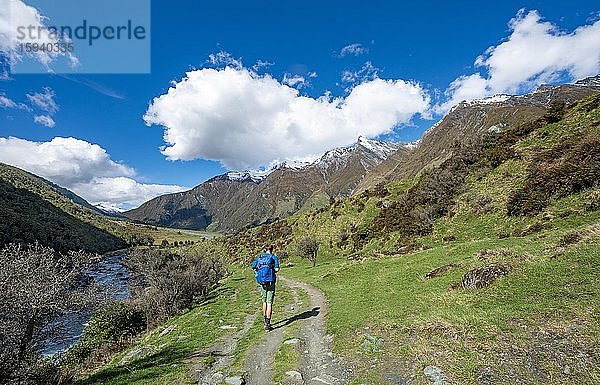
<box><xmin>195</xmin><ymin>286</ymin><xmax>230</xmax><ymax>307</ymax></box>
<box><xmin>76</xmin><ymin>345</ymin><xmax>190</xmax><ymax>385</ymax></box>
<box><xmin>271</xmin><ymin>307</ymin><xmax>320</xmax><ymax>330</ymax></box>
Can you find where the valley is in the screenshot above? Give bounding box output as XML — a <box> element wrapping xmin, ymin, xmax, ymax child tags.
<box><xmin>1</xmin><ymin>79</ymin><xmax>599</xmax><ymax>385</ymax></box>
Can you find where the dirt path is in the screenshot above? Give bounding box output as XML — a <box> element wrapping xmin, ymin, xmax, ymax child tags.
<box><xmin>193</xmin><ymin>312</ymin><xmax>257</xmax><ymax>385</ymax></box>
<box><xmin>244</xmin><ymin>276</ymin><xmax>352</xmax><ymax>385</ymax></box>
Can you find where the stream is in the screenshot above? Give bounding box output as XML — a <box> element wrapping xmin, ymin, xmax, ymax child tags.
<box><xmin>43</xmin><ymin>252</ymin><xmax>131</xmax><ymax>356</ymax></box>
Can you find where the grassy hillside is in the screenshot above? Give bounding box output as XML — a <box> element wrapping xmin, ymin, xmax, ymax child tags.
<box><xmin>0</xmin><ymin>179</ymin><xmax>126</xmax><ymax>253</ymax></box>
<box><xmin>77</xmin><ymin>94</ymin><xmax>599</xmax><ymax>384</ymax></box>
<box><xmin>225</xmin><ymin>93</ymin><xmax>600</xmax><ymax>383</ymax></box>
<box><xmin>0</xmin><ymin>163</ymin><xmax>216</xmax><ymax>252</ymax></box>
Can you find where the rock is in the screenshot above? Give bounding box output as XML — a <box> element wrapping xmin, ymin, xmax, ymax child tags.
<box><xmin>362</xmin><ymin>333</ymin><xmax>384</xmax><ymax>353</ymax></box>
<box><xmin>120</xmin><ymin>345</ymin><xmax>153</xmax><ymax>364</ymax></box>
<box><xmin>563</xmin><ymin>366</ymin><xmax>571</xmax><ymax>375</ymax></box>
<box><xmin>158</xmin><ymin>324</ymin><xmax>177</xmax><ymax>337</ymax></box>
<box><xmin>285</xmin><ymin>370</ymin><xmax>303</xmax><ymax>382</ymax></box>
<box><xmin>425</xmin><ymin>264</ymin><xmax>459</xmax><ymax>279</ymax></box>
<box><xmin>219</xmin><ymin>325</ymin><xmax>237</xmax><ymax>330</ymax></box>
<box><xmin>209</xmin><ymin>372</ymin><xmax>225</xmax><ymax>383</ymax></box>
<box><xmin>424</xmin><ymin>365</ymin><xmax>446</xmax><ymax>385</ymax></box>
<box><xmin>286</xmin><ymin>262</ymin><xmax>294</xmax><ymax>267</ymax></box>
<box><xmin>311</xmin><ymin>375</ymin><xmax>339</xmax><ymax>385</ymax></box>
<box><xmin>284</xmin><ymin>338</ymin><xmax>300</xmax><ymax>345</ymax></box>
<box><xmin>225</xmin><ymin>375</ymin><xmax>245</xmax><ymax>385</ymax></box>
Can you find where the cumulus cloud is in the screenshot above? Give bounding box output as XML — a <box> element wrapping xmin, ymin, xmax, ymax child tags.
<box><xmin>144</xmin><ymin>65</ymin><xmax>430</xmax><ymax>170</ymax></box>
<box><xmin>207</xmin><ymin>50</ymin><xmax>242</xmax><ymax>69</ymax></box>
<box><xmin>33</xmin><ymin>114</ymin><xmax>55</xmax><ymax>127</ymax></box>
<box><xmin>0</xmin><ymin>136</ymin><xmax>186</xmax><ymax>209</ymax></box>
<box><xmin>338</xmin><ymin>43</ymin><xmax>369</xmax><ymax>57</ymax></box>
<box><xmin>0</xmin><ymin>0</ymin><xmax>78</xmax><ymax>72</ymax></box>
<box><xmin>70</xmin><ymin>177</ymin><xmax>185</xmax><ymax>212</ymax></box>
<box><xmin>439</xmin><ymin>9</ymin><xmax>600</xmax><ymax>112</ymax></box>
<box><xmin>27</xmin><ymin>87</ymin><xmax>58</xmax><ymax>113</ymax></box>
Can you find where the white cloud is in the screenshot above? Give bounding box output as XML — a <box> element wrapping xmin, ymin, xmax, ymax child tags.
<box><xmin>339</xmin><ymin>43</ymin><xmax>369</xmax><ymax>57</ymax></box>
<box><xmin>33</xmin><ymin>114</ymin><xmax>55</xmax><ymax>127</ymax></box>
<box><xmin>0</xmin><ymin>94</ymin><xmax>17</xmax><ymax>108</ymax></box>
<box><xmin>439</xmin><ymin>9</ymin><xmax>600</xmax><ymax>112</ymax></box>
<box><xmin>207</xmin><ymin>50</ymin><xmax>242</xmax><ymax>69</ymax></box>
<box><xmin>144</xmin><ymin>65</ymin><xmax>430</xmax><ymax>170</ymax></box>
<box><xmin>282</xmin><ymin>73</ymin><xmax>307</xmax><ymax>88</ymax></box>
<box><xmin>27</xmin><ymin>87</ymin><xmax>58</xmax><ymax>113</ymax></box>
<box><xmin>0</xmin><ymin>0</ymin><xmax>78</xmax><ymax>72</ymax></box>
<box><xmin>341</xmin><ymin>61</ymin><xmax>380</xmax><ymax>85</ymax></box>
<box><xmin>70</xmin><ymin>177</ymin><xmax>186</xmax><ymax>211</ymax></box>
<box><xmin>0</xmin><ymin>136</ymin><xmax>186</xmax><ymax>210</ymax></box>
<box><xmin>0</xmin><ymin>93</ymin><xmax>29</xmax><ymax>110</ymax></box>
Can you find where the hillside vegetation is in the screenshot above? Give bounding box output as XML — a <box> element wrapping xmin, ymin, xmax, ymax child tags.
<box><xmin>78</xmin><ymin>93</ymin><xmax>599</xmax><ymax>384</ymax></box>
<box><xmin>0</xmin><ymin>163</ymin><xmax>215</xmax><ymax>253</ymax></box>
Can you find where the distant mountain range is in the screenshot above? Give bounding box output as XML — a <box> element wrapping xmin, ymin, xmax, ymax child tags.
<box><xmin>124</xmin><ymin>75</ymin><xmax>600</xmax><ymax>232</ymax></box>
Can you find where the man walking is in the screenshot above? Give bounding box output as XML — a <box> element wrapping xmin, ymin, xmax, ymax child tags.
<box><xmin>251</xmin><ymin>245</ymin><xmax>280</xmax><ymax>331</ymax></box>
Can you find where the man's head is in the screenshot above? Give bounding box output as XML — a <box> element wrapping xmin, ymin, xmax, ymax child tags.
<box><xmin>265</xmin><ymin>245</ymin><xmax>273</xmax><ymax>254</ymax></box>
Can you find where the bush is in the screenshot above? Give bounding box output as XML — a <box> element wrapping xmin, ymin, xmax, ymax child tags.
<box><xmin>296</xmin><ymin>237</ymin><xmax>319</xmax><ymax>267</ymax></box>
<box><xmin>125</xmin><ymin>249</ymin><xmax>225</xmax><ymax>325</ymax></box>
<box><xmin>83</xmin><ymin>302</ymin><xmax>146</xmax><ymax>348</ymax></box>
<box><xmin>0</xmin><ymin>243</ymin><xmax>101</xmax><ymax>384</ymax></box>
<box><xmin>507</xmin><ymin>131</ymin><xmax>600</xmax><ymax>216</ymax></box>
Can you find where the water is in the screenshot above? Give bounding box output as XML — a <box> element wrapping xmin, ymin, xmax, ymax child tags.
<box><xmin>43</xmin><ymin>252</ymin><xmax>131</xmax><ymax>356</ymax></box>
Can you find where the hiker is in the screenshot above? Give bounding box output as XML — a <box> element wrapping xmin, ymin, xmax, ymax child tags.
<box><xmin>251</xmin><ymin>245</ymin><xmax>280</xmax><ymax>331</ymax></box>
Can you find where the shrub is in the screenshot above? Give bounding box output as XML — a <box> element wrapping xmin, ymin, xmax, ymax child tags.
<box><xmin>0</xmin><ymin>243</ymin><xmax>101</xmax><ymax>384</ymax></box>
<box><xmin>507</xmin><ymin>131</ymin><xmax>600</xmax><ymax>216</ymax></box>
<box><xmin>125</xmin><ymin>249</ymin><xmax>225</xmax><ymax>325</ymax></box>
<box><xmin>296</xmin><ymin>237</ymin><xmax>319</xmax><ymax>267</ymax></box>
<box><xmin>83</xmin><ymin>302</ymin><xmax>146</xmax><ymax>348</ymax></box>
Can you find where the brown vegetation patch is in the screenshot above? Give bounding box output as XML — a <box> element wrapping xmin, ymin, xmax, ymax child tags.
<box><xmin>424</xmin><ymin>263</ymin><xmax>460</xmax><ymax>279</ymax></box>
<box><xmin>461</xmin><ymin>264</ymin><xmax>512</xmax><ymax>290</ymax></box>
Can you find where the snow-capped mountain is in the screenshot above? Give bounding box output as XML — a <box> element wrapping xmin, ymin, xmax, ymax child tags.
<box><xmin>124</xmin><ymin>136</ymin><xmax>409</xmax><ymax>231</ymax></box>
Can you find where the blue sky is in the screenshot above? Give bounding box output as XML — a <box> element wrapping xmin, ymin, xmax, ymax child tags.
<box><xmin>0</xmin><ymin>0</ymin><xmax>599</xmax><ymax>210</ymax></box>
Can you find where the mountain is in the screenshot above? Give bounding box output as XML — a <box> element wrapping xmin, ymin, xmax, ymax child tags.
<box><xmin>356</xmin><ymin>76</ymin><xmax>600</xmax><ymax>191</ymax></box>
<box><xmin>124</xmin><ymin>137</ymin><xmax>407</xmax><ymax>231</ymax></box>
<box><xmin>0</xmin><ymin>163</ymin><xmax>127</xmax><ymax>253</ymax></box>
<box><xmin>125</xmin><ymin>76</ymin><xmax>600</xmax><ymax>232</ymax></box>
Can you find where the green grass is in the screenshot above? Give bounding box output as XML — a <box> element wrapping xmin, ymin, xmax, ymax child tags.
<box><xmin>76</xmin><ymin>267</ymin><xmax>265</xmax><ymax>385</ymax></box>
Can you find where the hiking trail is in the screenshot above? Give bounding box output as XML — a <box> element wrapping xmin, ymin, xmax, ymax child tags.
<box><xmin>191</xmin><ymin>276</ymin><xmax>352</xmax><ymax>385</ymax></box>
<box><xmin>244</xmin><ymin>276</ymin><xmax>352</xmax><ymax>385</ymax></box>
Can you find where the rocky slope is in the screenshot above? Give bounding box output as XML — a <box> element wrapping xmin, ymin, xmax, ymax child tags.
<box><xmin>356</xmin><ymin>76</ymin><xmax>600</xmax><ymax>191</ymax></box>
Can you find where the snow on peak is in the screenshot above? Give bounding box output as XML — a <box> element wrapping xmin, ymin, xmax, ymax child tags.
<box><xmin>226</xmin><ymin>169</ymin><xmax>272</xmax><ymax>183</ymax></box>
<box><xmin>466</xmin><ymin>94</ymin><xmax>511</xmax><ymax>106</ymax></box>
<box><xmin>94</xmin><ymin>202</ymin><xmax>125</xmax><ymax>214</ymax></box>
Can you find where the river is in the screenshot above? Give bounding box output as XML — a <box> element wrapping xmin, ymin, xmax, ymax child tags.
<box><xmin>43</xmin><ymin>252</ymin><xmax>131</xmax><ymax>356</ymax></box>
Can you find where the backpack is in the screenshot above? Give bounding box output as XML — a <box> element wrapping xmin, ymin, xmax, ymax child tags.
<box><xmin>255</xmin><ymin>253</ymin><xmax>276</xmax><ymax>284</ymax></box>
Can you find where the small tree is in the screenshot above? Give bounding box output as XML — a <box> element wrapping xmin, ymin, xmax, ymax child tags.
<box><xmin>0</xmin><ymin>243</ymin><xmax>102</xmax><ymax>384</ymax></box>
<box><xmin>296</xmin><ymin>237</ymin><xmax>319</xmax><ymax>267</ymax></box>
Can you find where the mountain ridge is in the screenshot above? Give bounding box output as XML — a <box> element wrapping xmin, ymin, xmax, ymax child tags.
<box><xmin>125</xmin><ymin>75</ymin><xmax>600</xmax><ymax>232</ymax></box>
<box><xmin>124</xmin><ymin>137</ymin><xmax>408</xmax><ymax>231</ymax></box>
